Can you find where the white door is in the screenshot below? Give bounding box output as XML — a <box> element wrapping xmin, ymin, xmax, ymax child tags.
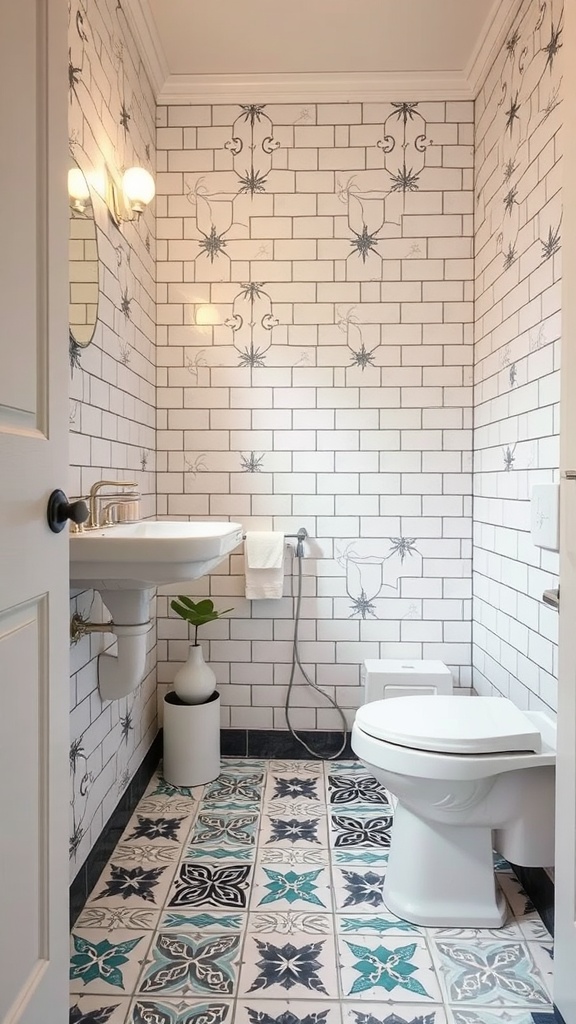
<box><xmin>555</xmin><ymin>0</ymin><xmax>576</xmax><ymax>1019</ymax></box>
<box><xmin>0</xmin><ymin>1</ymin><xmax>69</xmax><ymax>1022</ymax></box>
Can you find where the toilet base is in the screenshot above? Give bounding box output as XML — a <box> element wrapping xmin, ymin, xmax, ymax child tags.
<box><xmin>384</xmin><ymin>802</ymin><xmax>507</xmax><ymax>928</ymax></box>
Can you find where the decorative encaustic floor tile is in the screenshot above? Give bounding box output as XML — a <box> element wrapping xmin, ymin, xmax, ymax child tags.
<box><xmin>341</xmin><ymin>1002</ymin><xmax>447</xmax><ymax>1024</ymax></box>
<box><xmin>144</xmin><ymin>773</ymin><xmax>202</xmax><ymax>803</ymax></box>
<box><xmin>258</xmin><ymin>846</ymin><xmax>328</xmax><ymax>867</ymax></box>
<box><xmin>527</xmin><ymin>940</ymin><xmax>554</xmax><ymax>997</ymax></box>
<box><xmin>326</xmin><ymin>761</ymin><xmax>364</xmax><ymax>774</ymax></box>
<box><xmin>429</xmin><ymin>939</ymin><xmax>552</xmax><ymax>1007</ymax></box>
<box><xmin>250</xmin><ymin>861</ymin><xmax>333</xmax><ymax>913</ymax></box>
<box><xmin>338</xmin><ymin>934</ymin><xmax>442</xmax><ymax>1002</ymax></box>
<box><xmin>222</xmin><ymin>758</ymin><xmax>267</xmax><ymax>772</ymax></box>
<box><xmin>425</xmin><ymin>919</ymin><xmax>523</xmax><ymax>942</ymax></box>
<box><xmin>329</xmin><ymin>810</ymin><xmax>393</xmax><ymax>849</ymax></box>
<box><xmin>265</xmin><ymin>774</ymin><xmax>323</xmax><ymax>804</ymax></box>
<box><xmin>184</xmin><ymin>844</ymin><xmax>256</xmax><ymax>863</ymax></box>
<box><xmin>235</xmin><ymin>999</ymin><xmax>344</xmax><ymax>1024</ymax></box>
<box><xmin>337</xmin><ymin>913</ymin><xmax>423</xmax><ymax>937</ymax></box>
<box><xmin>332</xmin><ymin>866</ymin><xmax>388</xmax><ymax>913</ymax></box>
<box><xmin>259</xmin><ymin>810</ymin><xmax>329</xmax><ymax>848</ymax></box>
<box><xmin>267</xmin><ymin>759</ymin><xmax>325</xmax><ymax>776</ymax></box>
<box><xmin>187</xmin><ymin>810</ymin><xmax>260</xmax><ymax>850</ymax></box>
<box><xmin>263</xmin><ymin>798</ymin><xmax>327</xmax><ymax>818</ymax></box>
<box><xmin>70</xmin><ymin>929</ymin><xmax>154</xmax><ymax>995</ymax></box>
<box><xmin>136</xmin><ymin>931</ymin><xmax>241</xmax><ymax>998</ymax></box>
<box><xmin>332</xmin><ymin>850</ymin><xmax>390</xmax><ymax>869</ymax></box>
<box><xmin>128</xmin><ymin>996</ymin><xmax>233</xmax><ymax>1024</ymax></box>
<box><xmin>238</xmin><ymin>930</ymin><xmax>339</xmax><ymax>998</ymax></box>
<box><xmin>167</xmin><ymin>862</ymin><xmax>252</xmax><ymax>911</ymax></box>
<box><xmin>70</xmin><ymin>993</ymin><xmax>131</xmax><ymax>1022</ymax></box>
<box><xmin>160</xmin><ymin>910</ymin><xmax>244</xmax><ymax>933</ymax></box>
<box><xmin>247</xmin><ymin>910</ymin><xmax>334</xmax><ymax>936</ymax></box>
<box><xmin>84</xmin><ymin>861</ymin><xmax>177</xmax><ymax>910</ymax></box>
<box><xmin>326</xmin><ymin>774</ymin><xmax>392</xmax><ymax>809</ymax></box>
<box><xmin>122</xmin><ymin>812</ymin><xmax>192</xmax><ymax>846</ymax></box>
<box><xmin>106</xmin><ymin>843</ymin><xmax>182</xmax><ymax>867</ymax></box>
<box><xmin>201</xmin><ymin>773</ymin><xmax>265</xmax><ymax>808</ymax></box>
<box><xmin>136</xmin><ymin>795</ymin><xmax>199</xmax><ymax>819</ymax></box>
<box><xmin>445</xmin><ymin>1008</ymin><xmax>538</xmax><ymax>1024</ymax></box>
<box><xmin>76</xmin><ymin>907</ymin><xmax>160</xmax><ymax>933</ymax></box>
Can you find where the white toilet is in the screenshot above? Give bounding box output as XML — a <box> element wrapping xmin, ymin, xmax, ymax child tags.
<box><xmin>352</xmin><ymin>693</ymin><xmax>556</xmax><ymax>928</ymax></box>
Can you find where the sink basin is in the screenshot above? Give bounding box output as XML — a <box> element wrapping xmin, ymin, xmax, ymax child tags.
<box><xmin>70</xmin><ymin>520</ymin><xmax>244</xmax><ymax>590</ymax></box>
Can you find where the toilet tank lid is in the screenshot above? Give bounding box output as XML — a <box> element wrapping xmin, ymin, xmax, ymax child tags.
<box><xmin>355</xmin><ymin>695</ymin><xmax>542</xmax><ymax>754</ymax></box>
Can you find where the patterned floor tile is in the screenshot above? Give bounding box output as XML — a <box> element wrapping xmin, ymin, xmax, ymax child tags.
<box><xmin>258</xmin><ymin>846</ymin><xmax>328</xmax><ymax>868</ymax></box>
<box><xmin>160</xmin><ymin>910</ymin><xmax>244</xmax><ymax>933</ymax></box>
<box><xmin>497</xmin><ymin>874</ymin><xmax>551</xmax><ymax>940</ymax></box>
<box><xmin>250</xmin><ymin>860</ymin><xmax>333</xmax><ymax>913</ymax></box>
<box><xmin>187</xmin><ymin>810</ymin><xmax>260</xmax><ymax>852</ymax></box>
<box><xmin>246</xmin><ymin>910</ymin><xmax>333</xmax><ymax>937</ymax></box>
<box><xmin>326</xmin><ymin>761</ymin><xmax>364</xmax><ymax>774</ymax></box>
<box><xmin>445</xmin><ymin>1010</ymin><xmax>537</xmax><ymax>1024</ymax></box>
<box><xmin>84</xmin><ymin>860</ymin><xmax>177</xmax><ymax>910</ymax></box>
<box><xmin>201</xmin><ymin>772</ymin><xmax>265</xmax><ymax>809</ymax></box>
<box><xmin>121</xmin><ymin>810</ymin><xmax>193</xmax><ymax>847</ymax></box>
<box><xmin>137</xmin><ymin>930</ymin><xmax>241</xmax><ymax>998</ymax></box>
<box><xmin>259</xmin><ymin>810</ymin><xmax>329</xmax><ymax>849</ymax></box>
<box><xmin>326</xmin><ymin>773</ymin><xmax>392</xmax><ymax>809</ymax></box>
<box><xmin>238</xmin><ymin>929</ymin><xmax>339</xmax><ymax>998</ymax></box>
<box><xmin>75</xmin><ymin>907</ymin><xmax>161</xmax><ymax>933</ymax></box>
<box><xmin>106</xmin><ymin>843</ymin><xmax>182</xmax><ymax>868</ymax></box>
<box><xmin>332</xmin><ymin>866</ymin><xmax>388</xmax><ymax>914</ymax></box>
<box><xmin>337</xmin><ymin>912</ymin><xmax>424</xmax><ymax>937</ymax></box>
<box><xmin>136</xmin><ymin>795</ymin><xmax>199</xmax><ymax>819</ymax></box>
<box><xmin>430</xmin><ymin>938</ymin><xmax>552</xmax><ymax>1007</ymax></box>
<box><xmin>338</xmin><ymin>934</ymin><xmax>442</xmax><ymax>1002</ymax></box>
<box><xmin>267</xmin><ymin>760</ymin><xmax>325</xmax><ymax>776</ymax></box>
<box><xmin>222</xmin><ymin>758</ymin><xmax>267</xmax><ymax>771</ymax></box>
<box><xmin>342</xmin><ymin>1003</ymin><xmax>447</xmax><ymax>1024</ymax></box>
<box><xmin>70</xmin><ymin>993</ymin><xmax>131</xmax><ymax>1022</ymax></box>
<box><xmin>329</xmin><ymin>809</ymin><xmax>393</xmax><ymax>850</ymax></box>
<box><xmin>70</xmin><ymin>928</ymin><xmax>154</xmax><ymax>995</ymax></box>
<box><xmin>144</xmin><ymin>771</ymin><xmax>203</xmax><ymax>803</ymax></box>
<box><xmin>332</xmin><ymin>849</ymin><xmax>390</xmax><ymax>869</ymax></box>
<box><xmin>167</xmin><ymin>862</ymin><xmax>253</xmax><ymax>911</ymax></box>
<box><xmin>128</xmin><ymin>997</ymin><xmax>233</xmax><ymax>1024</ymax></box>
<box><xmin>527</xmin><ymin>940</ymin><xmax>554</xmax><ymax>997</ymax></box>
<box><xmin>265</xmin><ymin>773</ymin><xmax>323</xmax><ymax>805</ymax></box>
<box><xmin>236</xmin><ymin>999</ymin><xmax>343</xmax><ymax>1024</ymax></box>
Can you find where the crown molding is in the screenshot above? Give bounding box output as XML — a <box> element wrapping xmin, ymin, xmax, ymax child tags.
<box><xmin>465</xmin><ymin>0</ymin><xmax>524</xmax><ymax>96</ymax></box>
<box><xmin>157</xmin><ymin>71</ymin><xmax>474</xmax><ymax>106</ymax></box>
<box><xmin>122</xmin><ymin>0</ymin><xmax>169</xmax><ymax>100</ymax></box>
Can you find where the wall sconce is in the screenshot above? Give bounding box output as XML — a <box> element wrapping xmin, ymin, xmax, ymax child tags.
<box><xmin>107</xmin><ymin>166</ymin><xmax>155</xmax><ymax>226</ymax></box>
<box><xmin>68</xmin><ymin>167</ymin><xmax>92</xmax><ymax>214</ymax></box>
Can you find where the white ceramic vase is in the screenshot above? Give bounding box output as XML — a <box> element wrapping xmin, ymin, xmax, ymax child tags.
<box><xmin>172</xmin><ymin>643</ymin><xmax>216</xmax><ymax>705</ymax></box>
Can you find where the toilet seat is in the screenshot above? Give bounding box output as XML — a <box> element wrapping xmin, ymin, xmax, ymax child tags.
<box><xmin>356</xmin><ymin>695</ymin><xmax>542</xmax><ymax>755</ymax></box>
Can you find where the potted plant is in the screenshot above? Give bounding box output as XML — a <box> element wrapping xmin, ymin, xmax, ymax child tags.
<box><xmin>170</xmin><ymin>597</ymin><xmax>233</xmax><ymax>705</ymax></box>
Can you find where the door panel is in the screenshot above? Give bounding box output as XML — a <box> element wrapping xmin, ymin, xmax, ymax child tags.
<box><xmin>0</xmin><ymin>1</ymin><xmax>69</xmax><ymax>1021</ymax></box>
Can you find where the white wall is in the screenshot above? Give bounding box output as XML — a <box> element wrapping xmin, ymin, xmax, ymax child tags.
<box><xmin>154</xmin><ymin>98</ymin><xmax>475</xmax><ymax>729</ymax></box>
<box><xmin>473</xmin><ymin>0</ymin><xmax>563</xmax><ymax>713</ymax></box>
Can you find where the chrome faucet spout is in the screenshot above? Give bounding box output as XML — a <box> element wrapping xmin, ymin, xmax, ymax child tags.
<box><xmin>88</xmin><ymin>479</ymin><xmax>138</xmax><ymax>529</ymax></box>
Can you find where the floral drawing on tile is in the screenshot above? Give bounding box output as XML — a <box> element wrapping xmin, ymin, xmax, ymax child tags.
<box><xmin>241</xmin><ymin>451</ymin><xmax>266</xmax><ymax>472</ymax></box>
<box><xmin>70</xmin><ymin>1001</ymin><xmax>122</xmax><ymax>1023</ymax></box>
<box><xmin>248</xmin><ymin>939</ymin><xmax>328</xmax><ymax>993</ymax></box>
<box><xmin>185</xmin><ymin>454</ymin><xmax>209</xmax><ymax>477</ymax></box>
<box><xmin>225</xmin><ymin>105</ymin><xmax>280</xmax><ymax>196</ymax></box>
<box><xmin>225</xmin><ymin>282</ymin><xmax>279</xmax><ymax>370</ymax></box>
<box><xmin>267</xmin><ymin>818</ymin><xmax>321</xmax><ymax>845</ymax></box>
<box><xmin>70</xmin><ymin>934</ymin><xmax>142</xmax><ymax>989</ymax></box>
<box><xmin>343</xmin><ymin>940</ymin><xmax>432</xmax><ymax>997</ymax></box>
<box><xmin>131</xmin><ymin>1001</ymin><xmax>229</xmax><ymax>1024</ymax></box>
<box><xmin>168</xmin><ymin>863</ymin><xmax>251</xmax><ymax>909</ymax></box>
<box><xmin>336</xmin><ymin>539</ymin><xmax>421</xmax><ymax>619</ymax></box>
<box><xmin>541</xmin><ymin>223</ymin><xmax>561</xmax><ymax>260</ymax></box>
<box><xmin>95</xmin><ymin>865</ymin><xmax>166</xmax><ymax>904</ymax></box>
<box><xmin>131</xmin><ymin>1001</ymin><xmax>230</xmax><ymax>1024</ymax></box>
<box><xmin>336</xmin><ymin>306</ymin><xmax>380</xmax><ymax>371</ymax></box>
<box><xmin>258</xmin><ymin>868</ymin><xmax>326</xmax><ymax>907</ymax></box>
<box><xmin>434</xmin><ymin>940</ymin><xmax>550</xmax><ymax>1005</ymax></box>
<box><xmin>503</xmin><ymin>444</ymin><xmax>517</xmax><ymax>471</ymax></box>
<box><xmin>380</xmin><ymin>102</ymin><xmax>430</xmax><ymax>198</ymax></box>
<box><xmin>339</xmin><ymin>869</ymin><xmax>387</xmax><ymax>908</ymax></box>
<box><xmin>330</xmin><ymin>814</ymin><xmax>393</xmax><ymax>848</ymax></box>
<box><xmin>139</xmin><ymin>933</ymin><xmax>239</xmax><ymax>995</ymax></box>
<box><xmin>70</xmin><ymin>735</ymin><xmax>94</xmax><ymax>860</ymax></box>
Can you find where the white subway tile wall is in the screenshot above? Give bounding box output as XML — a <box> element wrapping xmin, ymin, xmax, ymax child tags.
<box><xmin>473</xmin><ymin>0</ymin><xmax>562</xmax><ymax>712</ymax></box>
<box><xmin>68</xmin><ymin>0</ymin><xmax>157</xmax><ymax>875</ymax></box>
<box><xmin>155</xmin><ymin>98</ymin><xmax>475</xmax><ymax>728</ymax></box>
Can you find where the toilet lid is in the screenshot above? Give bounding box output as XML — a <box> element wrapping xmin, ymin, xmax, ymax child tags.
<box><xmin>355</xmin><ymin>696</ymin><xmax>542</xmax><ymax>754</ymax></box>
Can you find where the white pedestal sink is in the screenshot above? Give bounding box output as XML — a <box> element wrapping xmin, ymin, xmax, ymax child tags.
<box><xmin>69</xmin><ymin>520</ymin><xmax>243</xmax><ymax>699</ymax></box>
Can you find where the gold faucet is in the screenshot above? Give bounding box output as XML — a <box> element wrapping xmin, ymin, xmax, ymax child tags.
<box><xmin>88</xmin><ymin>479</ymin><xmax>138</xmax><ymax>529</ymax></box>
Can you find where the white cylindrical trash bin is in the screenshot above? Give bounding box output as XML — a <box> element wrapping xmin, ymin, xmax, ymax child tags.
<box><xmin>163</xmin><ymin>690</ymin><xmax>221</xmax><ymax>787</ymax></box>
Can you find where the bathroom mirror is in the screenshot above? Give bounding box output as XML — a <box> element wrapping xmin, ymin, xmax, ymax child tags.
<box><xmin>68</xmin><ymin>162</ymin><xmax>99</xmax><ymax>348</ymax></box>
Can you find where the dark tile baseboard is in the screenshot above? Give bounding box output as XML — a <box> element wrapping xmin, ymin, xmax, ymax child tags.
<box><xmin>510</xmin><ymin>863</ymin><xmax>555</xmax><ymax>937</ymax></box>
<box><xmin>221</xmin><ymin>727</ymin><xmax>354</xmax><ymax>760</ymax></box>
<box><xmin>70</xmin><ymin>732</ymin><xmax>162</xmax><ymax>928</ymax></box>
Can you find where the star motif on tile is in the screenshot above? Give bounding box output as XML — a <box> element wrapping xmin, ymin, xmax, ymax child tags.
<box><xmin>248</xmin><ymin>939</ymin><xmax>328</xmax><ymax>993</ymax></box>
<box><xmin>126</xmin><ymin>816</ymin><xmax>185</xmax><ymax>842</ymax></box>
<box><xmin>542</xmin><ymin>20</ymin><xmax>563</xmax><ymax>72</ymax></box>
<box><xmin>350</xmin><ymin>224</ymin><xmax>380</xmax><ymax>264</ymax></box>
<box><xmin>331</xmin><ymin>814</ymin><xmax>393</xmax><ymax>848</ymax></box>
<box><xmin>95</xmin><ymin>864</ymin><xmax>165</xmax><ymax>903</ymax></box>
<box><xmin>140</xmin><ymin>932</ymin><xmax>239</xmax><ymax>995</ymax></box>
<box><xmin>120</xmin><ymin>711</ymin><xmax>133</xmax><ymax>743</ymax></box>
<box><xmin>505</xmin><ymin>92</ymin><xmax>521</xmax><ymax>134</ymax></box>
<box><xmin>70</xmin><ymin>933</ymin><xmax>142</xmax><ymax>988</ymax></box>
<box><xmin>198</xmin><ymin>225</ymin><xmax>228</xmax><ymax>263</ymax></box>
<box><xmin>391</xmin><ymin>102</ymin><xmax>419</xmax><ymax>123</ymax></box>
<box><xmin>345</xmin><ymin>940</ymin><xmax>431</xmax><ymax>996</ymax></box>
<box><xmin>349</xmin><ymin>589</ymin><xmax>377</xmax><ymax>620</ymax></box>
<box><xmin>503</xmin><ymin>186</ymin><xmax>518</xmax><ymax>215</ymax></box>
<box><xmin>389</xmin><ymin>164</ymin><xmax>420</xmax><ymax>192</ymax></box>
<box><xmin>436</xmin><ymin>940</ymin><xmax>550</xmax><ymax>1004</ymax></box>
<box><xmin>273</xmin><ymin>777</ymin><xmax>319</xmax><ymax>800</ymax></box>
<box><xmin>541</xmin><ymin>225</ymin><xmax>561</xmax><ymax>260</ymax></box>
<box><xmin>259</xmin><ymin>868</ymin><xmax>325</xmax><ymax>907</ymax></box>
<box><xmin>119</xmin><ymin>103</ymin><xmax>130</xmax><ymax>132</ymax></box>
<box><xmin>237</xmin><ymin>168</ymin><xmax>268</xmax><ymax>195</ymax></box>
<box><xmin>341</xmin><ymin>869</ymin><xmax>386</xmax><ymax>908</ymax></box>
<box><xmin>349</xmin><ymin>345</ymin><xmax>377</xmax><ymax>370</ymax></box>
<box><xmin>268</xmin><ymin>817</ymin><xmax>320</xmax><ymax>845</ymax></box>
<box><xmin>168</xmin><ymin>863</ymin><xmax>251</xmax><ymax>909</ymax></box>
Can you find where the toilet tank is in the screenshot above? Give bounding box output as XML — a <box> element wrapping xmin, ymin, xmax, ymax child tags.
<box><xmin>362</xmin><ymin>659</ymin><xmax>453</xmax><ymax>702</ymax></box>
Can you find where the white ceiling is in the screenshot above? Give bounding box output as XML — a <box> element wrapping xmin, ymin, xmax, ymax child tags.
<box><xmin>146</xmin><ymin>0</ymin><xmax>496</xmax><ymax>77</ymax></box>
<box><xmin>126</xmin><ymin>0</ymin><xmax>514</xmax><ymax>102</ymax></box>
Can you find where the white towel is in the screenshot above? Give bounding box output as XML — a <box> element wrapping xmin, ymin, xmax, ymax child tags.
<box><xmin>245</xmin><ymin>531</ymin><xmax>285</xmax><ymax>599</ymax></box>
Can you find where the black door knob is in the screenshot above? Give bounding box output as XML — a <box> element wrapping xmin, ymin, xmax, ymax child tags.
<box><xmin>47</xmin><ymin>489</ymin><xmax>89</xmax><ymax>533</ymax></box>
